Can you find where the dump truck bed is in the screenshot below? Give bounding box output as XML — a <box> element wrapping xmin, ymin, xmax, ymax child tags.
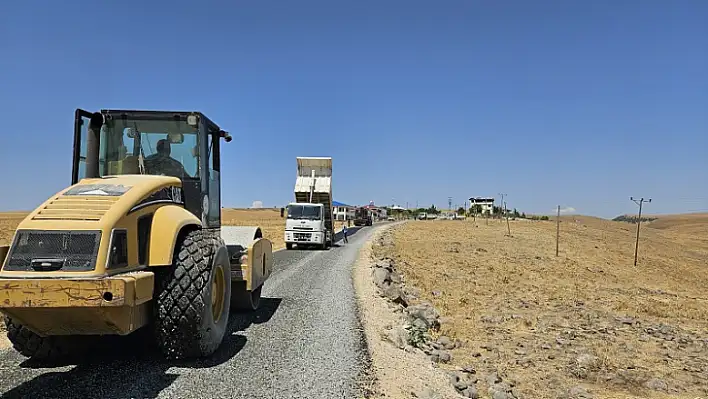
<box><xmin>293</xmin><ymin>157</ymin><xmax>333</xmax><ymax>232</ymax></box>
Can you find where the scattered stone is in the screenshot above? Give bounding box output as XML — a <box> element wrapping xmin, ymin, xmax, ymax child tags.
<box><xmin>491</xmin><ymin>391</ymin><xmax>510</xmax><ymax>399</ymax></box>
<box><xmin>372</xmin><ymin>267</ymin><xmax>390</xmax><ymax>288</ymax></box>
<box><xmin>382</xmin><ymin>282</ymin><xmax>408</xmax><ymax>305</ymax></box>
<box><xmin>476</xmin><ymin>248</ymin><xmax>487</xmax><ymax>253</ymax></box>
<box><xmin>460</xmin><ymin>386</ymin><xmax>479</xmax><ymax>398</ymax></box>
<box><xmin>413</xmin><ymin>387</ymin><xmax>442</xmax><ymax>399</ymax></box>
<box><xmin>430</xmin><ymin>349</ymin><xmax>451</xmax><ymax>363</ymax></box>
<box><xmin>541</xmin><ymin>343</ymin><xmax>552</xmax><ymax>350</ymax></box>
<box><xmin>452</xmin><ymin>375</ymin><xmax>471</xmax><ymax>391</ymax></box>
<box><xmin>385</xmin><ymin>327</ymin><xmax>408</xmax><ymax>349</ymax></box>
<box><xmin>378</xmin><ymin>259</ymin><xmax>392</xmax><ymax>268</ymax></box>
<box><xmin>570</xmin><ymin>354</ymin><xmax>600</xmax><ymax>379</ymax></box>
<box><xmin>576</xmin><ymin>354</ymin><xmax>599</xmax><ymax>369</ymax></box>
<box><xmin>389</xmin><ymin>271</ymin><xmax>402</xmax><ymax>283</ymax></box>
<box><xmin>564</xmin><ymin>385</ymin><xmax>593</xmax><ymax>399</ymax></box>
<box><xmin>406</xmin><ymin>302</ymin><xmax>441</xmax><ymax>331</ymax></box>
<box><xmin>432</xmin><ymin>290</ymin><xmax>442</xmax><ymax>297</ymax></box>
<box><xmin>437</xmin><ymin>335</ymin><xmax>456</xmax><ymax>350</ymax></box>
<box><xmin>485</xmin><ymin>372</ymin><xmax>502</xmax><ymax>385</ymax></box>
<box><xmin>487</xmin><ymin>381</ymin><xmax>516</xmax><ymax>399</ymax></box>
<box><xmin>644</xmin><ymin>378</ymin><xmax>668</xmax><ymax>392</ymax></box>
<box><xmin>492</xmin><ymin>382</ymin><xmax>512</xmax><ymax>393</ymax></box>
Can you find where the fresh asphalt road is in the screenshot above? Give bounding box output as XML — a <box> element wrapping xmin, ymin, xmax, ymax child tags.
<box><xmin>0</xmin><ymin>224</ymin><xmax>383</xmax><ymax>399</ymax></box>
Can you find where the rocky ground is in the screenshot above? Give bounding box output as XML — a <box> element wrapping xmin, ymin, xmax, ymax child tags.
<box><xmin>353</xmin><ymin>224</ymin><xmax>460</xmax><ymax>399</ymax></box>
<box><xmin>368</xmin><ymin>217</ymin><xmax>708</xmax><ymax>399</ymax></box>
<box><xmin>363</xmin><ymin>228</ymin><xmax>522</xmax><ymax>399</ymax></box>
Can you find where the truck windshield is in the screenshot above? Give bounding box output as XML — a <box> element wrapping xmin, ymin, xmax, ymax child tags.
<box><xmin>287</xmin><ymin>205</ymin><xmax>322</xmax><ymax>220</ymax></box>
<box><xmin>79</xmin><ymin>117</ymin><xmax>199</xmax><ymax>180</ymax></box>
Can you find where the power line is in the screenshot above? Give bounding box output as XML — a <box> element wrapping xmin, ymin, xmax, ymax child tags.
<box><xmin>630</xmin><ymin>196</ymin><xmax>652</xmax><ymax>266</ymax></box>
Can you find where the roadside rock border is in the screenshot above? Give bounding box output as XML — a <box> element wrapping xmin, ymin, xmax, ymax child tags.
<box><xmin>354</xmin><ymin>223</ymin><xmax>467</xmax><ymax>399</ymax></box>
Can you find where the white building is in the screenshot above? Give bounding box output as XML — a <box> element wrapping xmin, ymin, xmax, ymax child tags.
<box><xmin>469</xmin><ymin>197</ymin><xmax>495</xmax><ymax>215</ymax></box>
<box><xmin>333</xmin><ymin>201</ymin><xmax>356</xmax><ymax>221</ymax></box>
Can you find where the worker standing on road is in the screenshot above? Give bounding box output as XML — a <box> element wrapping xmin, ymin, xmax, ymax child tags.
<box><xmin>342</xmin><ymin>224</ymin><xmax>349</xmax><ymax>244</ymax></box>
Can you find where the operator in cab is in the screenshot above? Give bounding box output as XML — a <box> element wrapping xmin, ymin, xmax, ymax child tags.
<box><xmin>145</xmin><ymin>139</ymin><xmax>188</xmax><ymax>179</ymax></box>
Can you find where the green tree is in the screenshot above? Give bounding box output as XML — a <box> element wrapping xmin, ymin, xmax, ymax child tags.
<box><xmin>457</xmin><ymin>207</ymin><xmax>465</xmax><ymax>215</ymax></box>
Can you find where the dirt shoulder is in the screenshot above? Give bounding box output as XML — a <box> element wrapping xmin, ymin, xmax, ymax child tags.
<box><xmin>354</xmin><ymin>223</ymin><xmax>462</xmax><ymax>399</ymax></box>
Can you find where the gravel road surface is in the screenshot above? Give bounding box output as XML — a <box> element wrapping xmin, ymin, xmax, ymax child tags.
<box><xmin>0</xmin><ymin>225</ymin><xmax>380</xmax><ymax>399</ymax></box>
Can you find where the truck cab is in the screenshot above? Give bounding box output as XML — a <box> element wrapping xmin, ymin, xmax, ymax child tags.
<box><xmin>284</xmin><ymin>157</ymin><xmax>334</xmax><ymax>250</ymax></box>
<box><xmin>284</xmin><ymin>202</ymin><xmax>331</xmax><ymax>249</ymax></box>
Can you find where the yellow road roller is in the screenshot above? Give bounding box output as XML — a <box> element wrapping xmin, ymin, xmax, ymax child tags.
<box><xmin>0</xmin><ymin>109</ymin><xmax>273</xmax><ymax>360</ymax></box>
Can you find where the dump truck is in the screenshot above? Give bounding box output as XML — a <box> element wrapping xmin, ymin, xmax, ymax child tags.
<box><xmin>353</xmin><ymin>207</ymin><xmax>373</xmax><ymax>226</ymax></box>
<box><xmin>0</xmin><ymin>109</ymin><xmax>274</xmax><ymax>361</ymax></box>
<box><xmin>284</xmin><ymin>157</ymin><xmax>334</xmax><ymax>250</ymax></box>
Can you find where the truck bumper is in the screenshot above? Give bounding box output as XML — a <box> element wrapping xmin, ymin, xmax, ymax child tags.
<box><xmin>284</xmin><ymin>230</ymin><xmax>324</xmax><ymax>245</ymax></box>
<box><xmin>0</xmin><ymin>271</ymin><xmax>154</xmax><ymax>336</ymax></box>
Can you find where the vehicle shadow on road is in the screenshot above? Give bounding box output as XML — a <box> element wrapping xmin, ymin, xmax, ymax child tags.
<box><xmin>0</xmin><ymin>297</ymin><xmax>282</xmax><ymax>399</ymax></box>
<box><xmin>333</xmin><ymin>226</ymin><xmax>363</xmax><ymax>243</ymax></box>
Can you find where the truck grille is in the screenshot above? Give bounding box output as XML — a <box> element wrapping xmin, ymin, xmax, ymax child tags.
<box><xmin>4</xmin><ymin>230</ymin><xmax>102</xmax><ymax>272</ymax></box>
<box><xmin>294</xmin><ymin>232</ymin><xmax>312</xmax><ymax>241</ymax></box>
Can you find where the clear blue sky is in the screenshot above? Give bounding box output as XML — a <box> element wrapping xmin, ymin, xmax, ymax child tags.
<box><xmin>1</xmin><ymin>0</ymin><xmax>706</xmax><ymax>218</ymax></box>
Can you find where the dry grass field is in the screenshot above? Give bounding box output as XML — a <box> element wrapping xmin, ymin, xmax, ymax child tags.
<box><xmin>0</xmin><ymin>208</ymin><xmax>349</xmax><ymax>250</ymax></box>
<box><xmin>375</xmin><ymin>213</ymin><xmax>708</xmax><ymax>399</ymax></box>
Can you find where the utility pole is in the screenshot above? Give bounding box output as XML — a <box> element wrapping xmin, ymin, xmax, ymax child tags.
<box><xmin>498</xmin><ymin>193</ymin><xmax>506</xmax><ymax>221</ymax></box>
<box><xmin>630</xmin><ymin>197</ymin><xmax>652</xmax><ymax>266</ymax></box>
<box><xmin>504</xmin><ymin>201</ymin><xmax>511</xmax><ymax>236</ymax></box>
<box><xmin>556</xmin><ymin>205</ymin><xmax>561</xmax><ymax>256</ymax></box>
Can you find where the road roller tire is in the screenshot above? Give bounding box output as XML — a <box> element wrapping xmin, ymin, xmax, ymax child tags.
<box><xmin>4</xmin><ymin>316</ymin><xmax>82</xmax><ymax>361</ymax></box>
<box><xmin>153</xmin><ymin>230</ymin><xmax>231</xmax><ymax>360</ymax></box>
